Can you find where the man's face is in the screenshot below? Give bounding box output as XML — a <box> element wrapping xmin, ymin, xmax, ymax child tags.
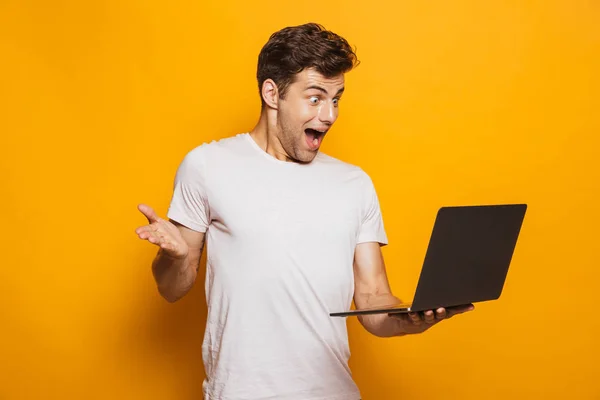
<box><xmin>276</xmin><ymin>68</ymin><xmax>345</xmax><ymax>163</ymax></box>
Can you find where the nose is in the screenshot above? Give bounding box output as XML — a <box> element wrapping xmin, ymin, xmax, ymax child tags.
<box><xmin>318</xmin><ymin>101</ymin><xmax>337</xmax><ymax>125</ymax></box>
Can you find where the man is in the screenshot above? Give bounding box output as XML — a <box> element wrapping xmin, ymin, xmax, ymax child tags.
<box><xmin>135</xmin><ymin>23</ymin><xmax>473</xmax><ymax>400</ymax></box>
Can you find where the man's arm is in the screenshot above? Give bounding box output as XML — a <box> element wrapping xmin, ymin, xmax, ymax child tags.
<box><xmin>136</xmin><ymin>204</ymin><xmax>206</xmax><ymax>303</ymax></box>
<box><xmin>353</xmin><ymin>242</ymin><xmax>406</xmax><ymax>337</ymax></box>
<box><xmin>151</xmin><ymin>221</ymin><xmax>206</xmax><ymax>302</ymax></box>
<box><xmin>353</xmin><ymin>242</ymin><xmax>474</xmax><ymax>337</ymax></box>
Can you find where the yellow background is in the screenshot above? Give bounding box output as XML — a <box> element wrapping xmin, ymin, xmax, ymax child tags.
<box><xmin>1</xmin><ymin>1</ymin><xmax>599</xmax><ymax>399</ymax></box>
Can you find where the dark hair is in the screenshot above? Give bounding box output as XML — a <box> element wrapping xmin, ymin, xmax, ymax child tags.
<box><xmin>256</xmin><ymin>23</ymin><xmax>359</xmax><ymax>104</ymax></box>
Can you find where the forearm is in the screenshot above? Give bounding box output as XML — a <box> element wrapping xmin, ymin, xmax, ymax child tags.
<box><xmin>151</xmin><ymin>249</ymin><xmax>196</xmax><ymax>302</ymax></box>
<box><xmin>358</xmin><ymin>313</ymin><xmax>405</xmax><ymax>338</ymax></box>
<box><xmin>354</xmin><ymin>292</ymin><xmax>408</xmax><ymax>337</ymax></box>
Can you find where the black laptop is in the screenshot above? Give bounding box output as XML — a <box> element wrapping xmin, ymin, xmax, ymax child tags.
<box><xmin>330</xmin><ymin>203</ymin><xmax>527</xmax><ymax>317</ymax></box>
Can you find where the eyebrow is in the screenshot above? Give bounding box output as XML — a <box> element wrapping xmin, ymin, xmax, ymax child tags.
<box><xmin>305</xmin><ymin>85</ymin><xmax>345</xmax><ymax>96</ymax></box>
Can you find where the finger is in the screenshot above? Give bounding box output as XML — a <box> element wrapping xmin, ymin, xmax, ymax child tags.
<box><xmin>147</xmin><ymin>233</ymin><xmax>161</xmax><ymax>245</ymax></box>
<box><xmin>140</xmin><ymin>226</ymin><xmax>165</xmax><ymax>244</ymax></box>
<box><xmin>138</xmin><ymin>204</ymin><xmax>160</xmax><ymax>224</ymax></box>
<box><xmin>135</xmin><ymin>224</ymin><xmax>158</xmax><ymax>235</ymax></box>
<box><xmin>137</xmin><ymin>229</ymin><xmax>160</xmax><ymax>241</ymax></box>
<box><xmin>409</xmin><ymin>312</ymin><xmax>422</xmax><ymax>325</ymax></box>
<box><xmin>447</xmin><ymin>304</ymin><xmax>475</xmax><ymax>318</ymax></box>
<box><xmin>389</xmin><ymin>313</ymin><xmax>409</xmax><ymax>322</ymax></box>
<box><xmin>435</xmin><ymin>307</ymin><xmax>447</xmax><ymax>320</ymax></box>
<box><xmin>135</xmin><ymin>222</ymin><xmax>163</xmax><ymax>240</ymax></box>
<box><xmin>423</xmin><ymin>310</ymin><xmax>436</xmax><ymax>324</ymax></box>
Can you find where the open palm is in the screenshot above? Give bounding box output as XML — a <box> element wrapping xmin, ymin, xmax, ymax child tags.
<box><xmin>135</xmin><ymin>204</ymin><xmax>189</xmax><ymax>259</ymax></box>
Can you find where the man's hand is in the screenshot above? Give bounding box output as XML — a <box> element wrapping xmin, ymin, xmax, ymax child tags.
<box><xmin>135</xmin><ymin>204</ymin><xmax>189</xmax><ymax>260</ymax></box>
<box><xmin>390</xmin><ymin>304</ymin><xmax>475</xmax><ymax>335</ymax></box>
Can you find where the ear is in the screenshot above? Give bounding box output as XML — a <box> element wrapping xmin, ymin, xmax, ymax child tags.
<box><xmin>261</xmin><ymin>79</ymin><xmax>279</xmax><ymax>109</ymax></box>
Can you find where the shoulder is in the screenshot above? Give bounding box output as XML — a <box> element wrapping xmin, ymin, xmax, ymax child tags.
<box><xmin>173</xmin><ymin>134</ymin><xmax>247</xmax><ymax>183</ymax></box>
<box><xmin>179</xmin><ymin>133</ymin><xmax>248</xmax><ymax>166</ymax></box>
<box><xmin>316</xmin><ymin>152</ymin><xmax>374</xmax><ymax>184</ymax></box>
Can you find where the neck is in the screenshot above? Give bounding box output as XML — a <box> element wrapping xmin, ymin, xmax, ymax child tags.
<box><xmin>249</xmin><ymin>108</ymin><xmax>292</xmax><ymax>162</ymax></box>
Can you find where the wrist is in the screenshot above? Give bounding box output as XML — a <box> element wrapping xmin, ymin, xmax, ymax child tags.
<box><xmin>156</xmin><ymin>248</ymin><xmax>189</xmax><ymax>275</ymax></box>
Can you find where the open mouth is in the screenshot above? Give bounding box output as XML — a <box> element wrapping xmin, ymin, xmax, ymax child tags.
<box><xmin>304</xmin><ymin>128</ymin><xmax>327</xmax><ymax>150</ymax></box>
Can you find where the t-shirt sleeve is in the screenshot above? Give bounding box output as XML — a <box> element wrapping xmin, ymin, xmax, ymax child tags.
<box><xmin>166</xmin><ymin>147</ymin><xmax>210</xmax><ymax>233</ymax></box>
<box><xmin>357</xmin><ymin>172</ymin><xmax>388</xmax><ymax>246</ymax></box>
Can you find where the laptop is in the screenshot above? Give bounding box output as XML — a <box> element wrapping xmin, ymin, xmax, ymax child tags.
<box><xmin>330</xmin><ymin>203</ymin><xmax>527</xmax><ymax>317</ymax></box>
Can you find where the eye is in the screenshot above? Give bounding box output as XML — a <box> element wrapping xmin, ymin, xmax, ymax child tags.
<box><xmin>309</xmin><ymin>96</ymin><xmax>319</xmax><ymax>104</ymax></box>
<box><xmin>333</xmin><ymin>98</ymin><xmax>340</xmax><ymax>106</ymax></box>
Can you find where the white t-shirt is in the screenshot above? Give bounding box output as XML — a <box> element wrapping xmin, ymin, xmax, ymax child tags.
<box><xmin>167</xmin><ymin>133</ymin><xmax>387</xmax><ymax>400</ymax></box>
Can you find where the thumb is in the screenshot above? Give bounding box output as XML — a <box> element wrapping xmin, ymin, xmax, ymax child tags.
<box><xmin>138</xmin><ymin>203</ymin><xmax>160</xmax><ymax>224</ymax></box>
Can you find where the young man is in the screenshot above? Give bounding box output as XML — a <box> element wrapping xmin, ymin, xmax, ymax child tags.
<box><xmin>135</xmin><ymin>23</ymin><xmax>473</xmax><ymax>400</ymax></box>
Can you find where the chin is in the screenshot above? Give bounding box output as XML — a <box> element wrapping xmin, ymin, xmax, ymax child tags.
<box><xmin>294</xmin><ymin>150</ymin><xmax>318</xmax><ymax>164</ymax></box>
